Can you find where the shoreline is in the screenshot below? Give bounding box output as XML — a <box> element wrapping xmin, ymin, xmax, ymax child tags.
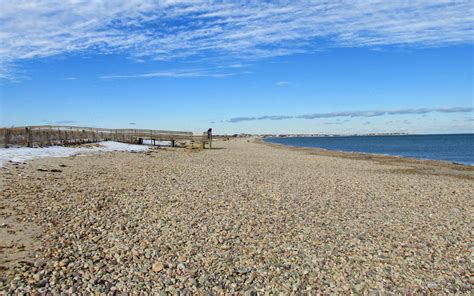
<box><xmin>260</xmin><ymin>137</ymin><xmax>473</xmax><ymax>168</ymax></box>
<box><xmin>257</xmin><ymin>138</ymin><xmax>474</xmax><ymax>179</ymax></box>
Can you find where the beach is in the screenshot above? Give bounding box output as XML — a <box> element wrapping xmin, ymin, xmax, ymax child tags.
<box><xmin>1</xmin><ymin>138</ymin><xmax>472</xmax><ymax>293</ymax></box>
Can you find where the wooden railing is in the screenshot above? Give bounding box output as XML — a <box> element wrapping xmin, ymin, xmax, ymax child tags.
<box><xmin>0</xmin><ymin>125</ymin><xmax>207</xmax><ymax>148</ymax></box>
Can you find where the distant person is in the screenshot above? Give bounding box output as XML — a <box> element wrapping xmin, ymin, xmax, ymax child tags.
<box><xmin>207</xmin><ymin>128</ymin><xmax>212</xmax><ymax>140</ymax></box>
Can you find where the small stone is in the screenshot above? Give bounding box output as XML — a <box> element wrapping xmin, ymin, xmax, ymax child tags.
<box><xmin>59</xmin><ymin>259</ymin><xmax>68</xmax><ymax>267</ymax></box>
<box><xmin>427</xmin><ymin>282</ymin><xmax>438</xmax><ymax>289</ymax></box>
<box><xmin>188</xmin><ymin>278</ymin><xmax>197</xmax><ymax>286</ymax></box>
<box><xmin>198</xmin><ymin>275</ymin><xmax>208</xmax><ymax>285</ymax></box>
<box><xmin>33</xmin><ymin>273</ymin><xmax>42</xmax><ymax>281</ymax></box>
<box><xmin>152</xmin><ymin>261</ymin><xmax>164</xmax><ymax>272</ymax></box>
<box><xmin>36</xmin><ymin>279</ymin><xmax>47</xmax><ymax>288</ymax></box>
<box><xmin>34</xmin><ymin>260</ymin><xmax>46</xmax><ymax>268</ymax></box>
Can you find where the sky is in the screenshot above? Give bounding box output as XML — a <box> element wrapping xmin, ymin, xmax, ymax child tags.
<box><xmin>0</xmin><ymin>0</ymin><xmax>473</xmax><ymax>135</ymax></box>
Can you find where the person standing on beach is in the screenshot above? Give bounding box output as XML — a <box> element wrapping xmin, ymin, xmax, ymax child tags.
<box><xmin>207</xmin><ymin>128</ymin><xmax>212</xmax><ymax>141</ymax></box>
<box><xmin>207</xmin><ymin>128</ymin><xmax>213</xmax><ymax>149</ymax></box>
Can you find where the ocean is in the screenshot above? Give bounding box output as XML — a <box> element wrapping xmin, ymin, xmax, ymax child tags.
<box><xmin>264</xmin><ymin>134</ymin><xmax>474</xmax><ymax>165</ymax></box>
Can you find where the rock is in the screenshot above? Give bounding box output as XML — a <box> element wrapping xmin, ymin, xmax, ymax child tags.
<box><xmin>36</xmin><ymin>279</ymin><xmax>47</xmax><ymax>288</ymax></box>
<box><xmin>427</xmin><ymin>282</ymin><xmax>438</xmax><ymax>289</ymax></box>
<box><xmin>152</xmin><ymin>261</ymin><xmax>164</xmax><ymax>273</ymax></box>
<box><xmin>188</xmin><ymin>278</ymin><xmax>197</xmax><ymax>286</ymax></box>
<box><xmin>33</xmin><ymin>273</ymin><xmax>42</xmax><ymax>281</ymax></box>
<box><xmin>238</xmin><ymin>267</ymin><xmax>251</xmax><ymax>274</ymax></box>
<box><xmin>59</xmin><ymin>259</ymin><xmax>68</xmax><ymax>267</ymax></box>
<box><xmin>198</xmin><ymin>275</ymin><xmax>208</xmax><ymax>286</ymax></box>
<box><xmin>34</xmin><ymin>260</ymin><xmax>46</xmax><ymax>268</ymax></box>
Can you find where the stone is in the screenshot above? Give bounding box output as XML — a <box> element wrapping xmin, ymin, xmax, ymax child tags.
<box><xmin>32</xmin><ymin>273</ymin><xmax>42</xmax><ymax>282</ymax></box>
<box><xmin>36</xmin><ymin>279</ymin><xmax>47</xmax><ymax>288</ymax></box>
<box><xmin>427</xmin><ymin>282</ymin><xmax>438</xmax><ymax>289</ymax></box>
<box><xmin>59</xmin><ymin>259</ymin><xmax>69</xmax><ymax>267</ymax></box>
<box><xmin>198</xmin><ymin>275</ymin><xmax>208</xmax><ymax>286</ymax></box>
<box><xmin>152</xmin><ymin>261</ymin><xmax>164</xmax><ymax>273</ymax></box>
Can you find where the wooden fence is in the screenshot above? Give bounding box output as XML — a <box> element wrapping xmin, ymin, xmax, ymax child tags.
<box><xmin>0</xmin><ymin>125</ymin><xmax>207</xmax><ymax>148</ymax></box>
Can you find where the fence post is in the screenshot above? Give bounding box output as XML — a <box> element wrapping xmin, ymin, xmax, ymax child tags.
<box><xmin>39</xmin><ymin>129</ymin><xmax>44</xmax><ymax>147</ymax></box>
<box><xmin>4</xmin><ymin>129</ymin><xmax>10</xmax><ymax>147</ymax></box>
<box><xmin>24</xmin><ymin>128</ymin><xmax>28</xmax><ymax>146</ymax></box>
<box><xmin>46</xmin><ymin>127</ymin><xmax>53</xmax><ymax>146</ymax></box>
<box><xmin>57</xmin><ymin>129</ymin><xmax>62</xmax><ymax>145</ymax></box>
<box><xmin>25</xmin><ymin>127</ymin><xmax>32</xmax><ymax>147</ymax></box>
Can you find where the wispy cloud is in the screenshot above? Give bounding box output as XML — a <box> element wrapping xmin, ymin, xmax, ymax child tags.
<box><xmin>1</xmin><ymin>1</ymin><xmax>473</xmax><ymax>79</ymax></box>
<box><xmin>63</xmin><ymin>77</ymin><xmax>77</xmax><ymax>81</ymax></box>
<box><xmin>129</xmin><ymin>122</ymin><xmax>136</xmax><ymax>125</ymax></box>
<box><xmin>275</xmin><ymin>81</ymin><xmax>291</xmax><ymax>87</ymax></box>
<box><xmin>227</xmin><ymin>107</ymin><xmax>474</xmax><ymax>123</ymax></box>
<box><xmin>101</xmin><ymin>69</ymin><xmax>248</xmax><ymax>79</ymax></box>
<box><xmin>55</xmin><ymin>120</ymin><xmax>76</xmax><ymax>124</ymax></box>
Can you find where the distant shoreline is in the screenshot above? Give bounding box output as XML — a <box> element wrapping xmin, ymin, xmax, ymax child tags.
<box><xmin>260</xmin><ymin>132</ymin><xmax>474</xmax><ymax>138</ymax></box>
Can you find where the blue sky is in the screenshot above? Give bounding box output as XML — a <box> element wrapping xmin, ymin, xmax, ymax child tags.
<box><xmin>1</xmin><ymin>1</ymin><xmax>473</xmax><ymax>134</ymax></box>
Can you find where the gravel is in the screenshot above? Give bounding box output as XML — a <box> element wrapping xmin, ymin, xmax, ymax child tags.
<box><xmin>1</xmin><ymin>138</ymin><xmax>472</xmax><ymax>293</ymax></box>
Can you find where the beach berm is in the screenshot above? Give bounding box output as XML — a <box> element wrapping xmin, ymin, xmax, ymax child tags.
<box><xmin>1</xmin><ymin>138</ymin><xmax>472</xmax><ymax>293</ymax></box>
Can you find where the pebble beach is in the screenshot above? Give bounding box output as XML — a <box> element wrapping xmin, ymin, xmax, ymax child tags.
<box><xmin>1</xmin><ymin>138</ymin><xmax>472</xmax><ymax>293</ymax></box>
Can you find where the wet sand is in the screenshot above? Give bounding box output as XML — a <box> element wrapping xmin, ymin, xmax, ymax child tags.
<box><xmin>1</xmin><ymin>138</ymin><xmax>472</xmax><ymax>293</ymax></box>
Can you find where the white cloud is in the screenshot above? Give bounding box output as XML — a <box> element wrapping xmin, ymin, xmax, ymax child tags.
<box><xmin>55</xmin><ymin>120</ymin><xmax>77</xmax><ymax>124</ymax></box>
<box><xmin>100</xmin><ymin>68</ymin><xmax>249</xmax><ymax>79</ymax></box>
<box><xmin>276</xmin><ymin>81</ymin><xmax>291</xmax><ymax>87</ymax></box>
<box><xmin>228</xmin><ymin>107</ymin><xmax>474</xmax><ymax>122</ymax></box>
<box><xmin>1</xmin><ymin>0</ymin><xmax>473</xmax><ymax>78</ymax></box>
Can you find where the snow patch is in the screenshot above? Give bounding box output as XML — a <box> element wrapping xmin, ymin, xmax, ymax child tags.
<box><xmin>0</xmin><ymin>141</ymin><xmax>150</xmax><ymax>166</ymax></box>
<box><xmin>142</xmin><ymin>139</ymin><xmax>171</xmax><ymax>146</ymax></box>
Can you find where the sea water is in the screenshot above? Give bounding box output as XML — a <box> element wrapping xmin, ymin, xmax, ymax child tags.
<box><xmin>264</xmin><ymin>134</ymin><xmax>474</xmax><ymax>165</ymax></box>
